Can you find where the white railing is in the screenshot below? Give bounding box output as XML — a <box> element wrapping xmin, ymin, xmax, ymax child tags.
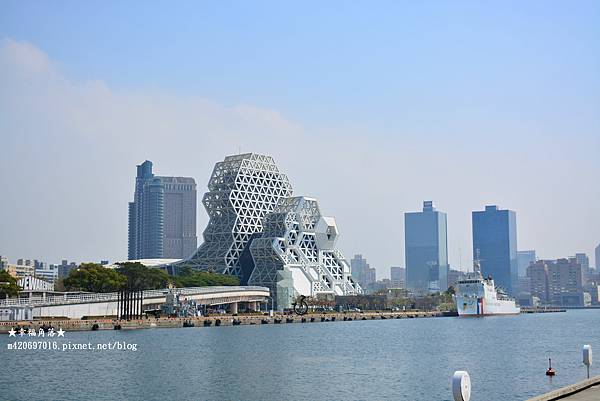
<box><xmin>0</xmin><ymin>286</ymin><xmax>269</xmax><ymax>307</ymax></box>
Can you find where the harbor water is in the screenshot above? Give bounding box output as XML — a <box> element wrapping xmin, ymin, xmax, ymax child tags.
<box><xmin>1</xmin><ymin>309</ymin><xmax>599</xmax><ymax>401</ymax></box>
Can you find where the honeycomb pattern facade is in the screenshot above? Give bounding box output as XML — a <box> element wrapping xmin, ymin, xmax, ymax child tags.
<box><xmin>248</xmin><ymin>196</ymin><xmax>362</xmax><ymax>310</ymax></box>
<box><xmin>182</xmin><ymin>153</ymin><xmax>293</xmax><ymax>279</ymax></box>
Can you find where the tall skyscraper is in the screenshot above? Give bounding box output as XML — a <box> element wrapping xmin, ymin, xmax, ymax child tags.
<box><xmin>596</xmin><ymin>243</ymin><xmax>600</xmax><ymax>270</ymax></box>
<box><xmin>472</xmin><ymin>205</ymin><xmax>517</xmax><ymax>295</ymax></box>
<box><xmin>517</xmin><ymin>250</ymin><xmax>536</xmax><ymax>277</ymax></box>
<box><xmin>405</xmin><ymin>201</ymin><xmax>448</xmax><ymax>293</ymax></box>
<box><xmin>128</xmin><ymin>160</ymin><xmax>197</xmax><ymax>260</ymax></box>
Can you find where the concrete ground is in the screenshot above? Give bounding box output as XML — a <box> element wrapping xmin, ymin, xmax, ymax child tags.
<box><xmin>560</xmin><ymin>384</ymin><xmax>600</xmax><ymax>400</ymax></box>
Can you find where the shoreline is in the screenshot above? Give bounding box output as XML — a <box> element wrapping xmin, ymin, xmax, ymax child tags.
<box><xmin>0</xmin><ymin>311</ymin><xmax>451</xmax><ymax>333</ymax></box>
<box><xmin>0</xmin><ymin>307</ymin><xmax>567</xmax><ymax>333</ymax></box>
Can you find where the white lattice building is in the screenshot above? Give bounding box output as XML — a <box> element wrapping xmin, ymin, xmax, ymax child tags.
<box><xmin>181</xmin><ymin>154</ymin><xmax>293</xmax><ymax>281</ymax></box>
<box><xmin>248</xmin><ymin>196</ymin><xmax>362</xmax><ymax>310</ymax></box>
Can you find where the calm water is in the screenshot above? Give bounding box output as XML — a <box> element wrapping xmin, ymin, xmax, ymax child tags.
<box><xmin>1</xmin><ymin>310</ymin><xmax>599</xmax><ymax>401</ymax></box>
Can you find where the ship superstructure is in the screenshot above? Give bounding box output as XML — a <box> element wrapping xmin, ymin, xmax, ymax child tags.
<box><xmin>455</xmin><ymin>259</ymin><xmax>520</xmax><ymax>316</ymax></box>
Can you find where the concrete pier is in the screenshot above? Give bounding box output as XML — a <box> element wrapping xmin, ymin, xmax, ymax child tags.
<box><xmin>527</xmin><ymin>375</ymin><xmax>600</xmax><ymax>401</ymax></box>
<box><xmin>0</xmin><ymin>310</ymin><xmax>448</xmax><ymax>333</ymax></box>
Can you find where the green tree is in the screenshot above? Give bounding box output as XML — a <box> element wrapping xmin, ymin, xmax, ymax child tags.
<box><xmin>63</xmin><ymin>263</ymin><xmax>127</xmax><ymax>293</ymax></box>
<box><xmin>0</xmin><ymin>270</ymin><xmax>20</xmax><ymax>298</ymax></box>
<box><xmin>172</xmin><ymin>266</ymin><xmax>239</xmax><ymax>287</ymax></box>
<box><xmin>116</xmin><ymin>262</ymin><xmax>170</xmax><ymax>291</ymax></box>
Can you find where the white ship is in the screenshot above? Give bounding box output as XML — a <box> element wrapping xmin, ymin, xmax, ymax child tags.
<box><xmin>455</xmin><ymin>260</ymin><xmax>520</xmax><ymax>316</ymax></box>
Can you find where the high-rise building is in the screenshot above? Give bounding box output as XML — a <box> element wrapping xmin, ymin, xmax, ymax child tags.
<box><xmin>596</xmin><ymin>243</ymin><xmax>600</xmax><ymax>270</ymax></box>
<box><xmin>549</xmin><ymin>258</ymin><xmax>583</xmax><ymax>306</ymax></box>
<box><xmin>574</xmin><ymin>253</ymin><xmax>590</xmax><ymax>283</ymax></box>
<box><xmin>248</xmin><ymin>196</ymin><xmax>361</xmax><ymax>310</ymax></box>
<box><xmin>128</xmin><ymin>160</ymin><xmax>197</xmax><ymax>260</ymax></box>
<box><xmin>405</xmin><ymin>201</ymin><xmax>448</xmax><ymax>293</ymax></box>
<box><xmin>517</xmin><ymin>250</ymin><xmax>536</xmax><ymax>277</ymax></box>
<box><xmin>527</xmin><ymin>258</ymin><xmax>583</xmax><ymax>306</ymax></box>
<box><xmin>350</xmin><ymin>254</ymin><xmax>376</xmax><ymax>289</ymax></box>
<box><xmin>181</xmin><ymin>154</ymin><xmax>293</xmax><ymax>282</ymax></box>
<box><xmin>58</xmin><ymin>260</ymin><xmax>78</xmax><ymax>279</ymax></box>
<box><xmin>527</xmin><ymin>261</ymin><xmax>549</xmax><ymax>304</ymax></box>
<box><xmin>390</xmin><ymin>266</ymin><xmax>406</xmax><ymax>288</ymax></box>
<box><xmin>472</xmin><ymin>205</ymin><xmax>517</xmax><ymax>295</ymax></box>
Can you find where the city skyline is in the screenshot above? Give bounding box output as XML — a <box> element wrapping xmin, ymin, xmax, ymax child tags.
<box><xmin>1</xmin><ymin>3</ymin><xmax>599</xmax><ymax>278</ymax></box>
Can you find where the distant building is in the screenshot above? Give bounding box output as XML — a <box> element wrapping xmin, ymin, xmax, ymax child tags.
<box><xmin>128</xmin><ymin>160</ymin><xmax>197</xmax><ymax>260</ymax></box>
<box><xmin>527</xmin><ymin>261</ymin><xmax>549</xmax><ymax>304</ymax></box>
<box><xmin>517</xmin><ymin>250</ymin><xmax>536</xmax><ymax>277</ymax></box>
<box><xmin>405</xmin><ymin>201</ymin><xmax>448</xmax><ymax>293</ymax></box>
<box><xmin>447</xmin><ymin>269</ymin><xmax>466</xmax><ymax>289</ymax></box>
<box><xmin>390</xmin><ymin>266</ymin><xmax>406</xmax><ymax>288</ymax></box>
<box><xmin>527</xmin><ymin>258</ymin><xmax>583</xmax><ymax>306</ymax></box>
<box><xmin>596</xmin><ymin>243</ymin><xmax>600</xmax><ymax>270</ymax></box>
<box><xmin>574</xmin><ymin>253</ymin><xmax>590</xmax><ymax>283</ymax></box>
<box><xmin>0</xmin><ymin>256</ymin><xmax>17</xmax><ymax>278</ymax></box>
<box><xmin>516</xmin><ymin>276</ymin><xmax>532</xmax><ymax>306</ymax></box>
<box><xmin>58</xmin><ymin>260</ymin><xmax>78</xmax><ymax>279</ymax></box>
<box><xmin>13</xmin><ymin>260</ymin><xmax>35</xmax><ymax>278</ymax></box>
<box><xmin>35</xmin><ymin>263</ymin><xmax>58</xmax><ymax>283</ymax></box>
<box><xmin>350</xmin><ymin>254</ymin><xmax>377</xmax><ymax>290</ymax></box>
<box><xmin>472</xmin><ymin>205</ymin><xmax>518</xmax><ymax>295</ymax></box>
<box><xmin>0</xmin><ymin>255</ymin><xmax>8</xmax><ymax>271</ymax></box>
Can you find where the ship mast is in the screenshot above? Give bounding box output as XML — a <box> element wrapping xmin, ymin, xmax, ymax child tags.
<box><xmin>473</xmin><ymin>249</ymin><xmax>482</xmax><ymax>275</ymax></box>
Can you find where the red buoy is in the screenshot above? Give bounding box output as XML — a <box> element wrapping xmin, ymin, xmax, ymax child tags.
<box><xmin>546</xmin><ymin>358</ymin><xmax>556</xmax><ymax>376</ymax></box>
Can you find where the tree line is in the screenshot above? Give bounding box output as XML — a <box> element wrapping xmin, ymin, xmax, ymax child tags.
<box><xmin>60</xmin><ymin>262</ymin><xmax>239</xmax><ymax>293</ymax></box>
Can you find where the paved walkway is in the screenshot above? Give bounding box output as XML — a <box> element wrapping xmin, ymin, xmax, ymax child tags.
<box><xmin>527</xmin><ymin>377</ymin><xmax>600</xmax><ymax>401</ymax></box>
<box><xmin>560</xmin><ymin>384</ymin><xmax>600</xmax><ymax>400</ymax></box>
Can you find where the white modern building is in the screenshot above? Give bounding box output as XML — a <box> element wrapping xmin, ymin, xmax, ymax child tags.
<box><xmin>175</xmin><ymin>153</ymin><xmax>363</xmax><ymax>309</ymax></box>
<box><xmin>248</xmin><ymin>196</ymin><xmax>362</xmax><ymax>310</ymax></box>
<box><xmin>180</xmin><ymin>153</ymin><xmax>293</xmax><ymax>282</ymax></box>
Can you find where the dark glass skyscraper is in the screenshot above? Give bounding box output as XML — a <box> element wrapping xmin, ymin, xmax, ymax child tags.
<box><xmin>128</xmin><ymin>160</ymin><xmax>197</xmax><ymax>260</ymax></box>
<box><xmin>472</xmin><ymin>205</ymin><xmax>517</xmax><ymax>295</ymax></box>
<box><xmin>405</xmin><ymin>201</ymin><xmax>448</xmax><ymax>293</ymax></box>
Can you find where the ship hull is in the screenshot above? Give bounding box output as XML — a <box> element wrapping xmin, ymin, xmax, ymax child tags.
<box><xmin>456</xmin><ymin>295</ymin><xmax>520</xmax><ymax>316</ymax></box>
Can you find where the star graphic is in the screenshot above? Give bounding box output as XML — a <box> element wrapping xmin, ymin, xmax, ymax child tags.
<box><xmin>8</xmin><ymin>328</ymin><xmax>16</xmax><ymax>337</ymax></box>
<box><xmin>57</xmin><ymin>328</ymin><xmax>65</xmax><ymax>337</ymax></box>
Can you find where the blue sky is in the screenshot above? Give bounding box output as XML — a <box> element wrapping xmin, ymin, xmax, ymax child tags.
<box><xmin>4</xmin><ymin>1</ymin><xmax>599</xmax><ymax>131</ymax></box>
<box><xmin>1</xmin><ymin>1</ymin><xmax>599</xmax><ymax>273</ymax></box>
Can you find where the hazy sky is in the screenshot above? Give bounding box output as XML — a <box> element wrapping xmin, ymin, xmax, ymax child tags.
<box><xmin>1</xmin><ymin>1</ymin><xmax>599</xmax><ymax>276</ymax></box>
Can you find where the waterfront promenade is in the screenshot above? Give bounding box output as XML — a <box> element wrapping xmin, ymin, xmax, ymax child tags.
<box><xmin>0</xmin><ymin>310</ymin><xmax>451</xmax><ymax>333</ymax></box>
<box><xmin>527</xmin><ymin>375</ymin><xmax>600</xmax><ymax>401</ymax></box>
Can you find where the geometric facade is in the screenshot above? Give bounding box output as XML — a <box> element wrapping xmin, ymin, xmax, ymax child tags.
<box><xmin>181</xmin><ymin>154</ymin><xmax>293</xmax><ymax>281</ymax></box>
<box><xmin>248</xmin><ymin>196</ymin><xmax>362</xmax><ymax>310</ymax></box>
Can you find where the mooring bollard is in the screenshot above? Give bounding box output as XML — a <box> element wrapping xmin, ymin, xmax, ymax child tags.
<box><xmin>452</xmin><ymin>371</ymin><xmax>471</xmax><ymax>401</ymax></box>
<box><xmin>583</xmin><ymin>344</ymin><xmax>592</xmax><ymax>379</ymax></box>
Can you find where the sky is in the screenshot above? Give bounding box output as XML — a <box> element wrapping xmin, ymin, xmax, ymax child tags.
<box><xmin>0</xmin><ymin>1</ymin><xmax>599</xmax><ymax>276</ymax></box>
